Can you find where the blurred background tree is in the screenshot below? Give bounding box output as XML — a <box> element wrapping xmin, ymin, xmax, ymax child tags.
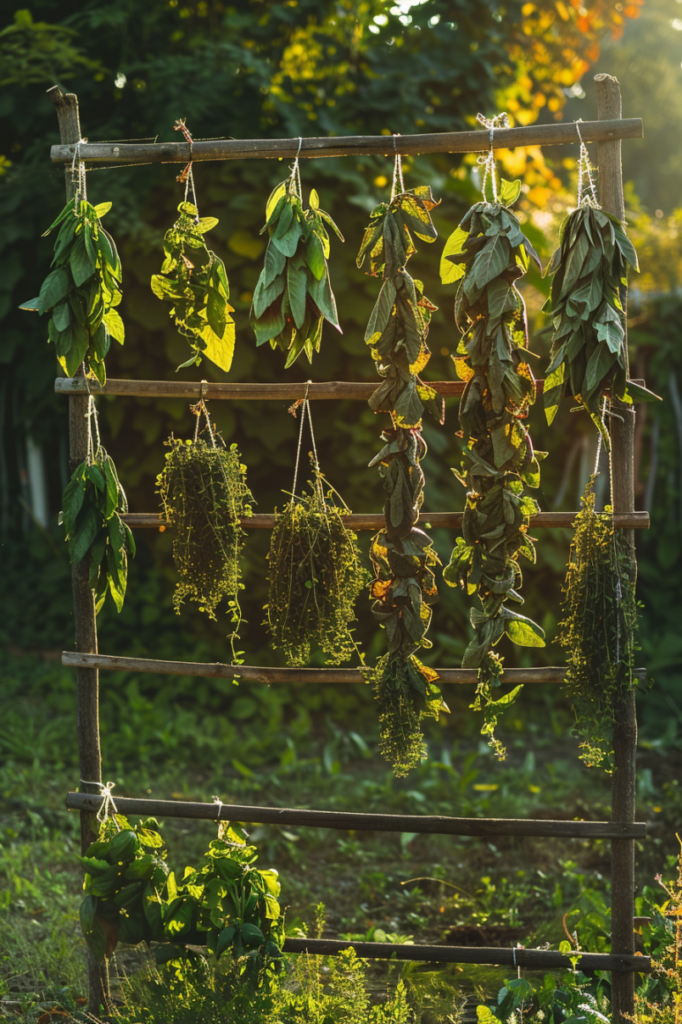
<box><xmin>0</xmin><ymin>0</ymin><xmax>678</xmax><ymax>762</ymax></box>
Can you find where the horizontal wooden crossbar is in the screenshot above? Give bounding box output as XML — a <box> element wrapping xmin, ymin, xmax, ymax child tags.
<box><xmin>122</xmin><ymin>511</ymin><xmax>650</xmax><ymax>531</ymax></box>
<box><xmin>60</xmin><ymin>651</ymin><xmax>649</xmax><ymax>686</ymax></box>
<box><xmin>66</xmin><ymin>792</ymin><xmax>646</xmax><ymax>839</ymax></box>
<box><xmin>55</xmin><ymin>378</ymin><xmax>468</xmax><ymax>400</ymax></box>
<box><xmin>282</xmin><ymin>937</ymin><xmax>650</xmax><ymax>973</ymax></box>
<box><xmin>50</xmin><ymin>118</ymin><xmax>643</xmax><ymax>166</ymax></box>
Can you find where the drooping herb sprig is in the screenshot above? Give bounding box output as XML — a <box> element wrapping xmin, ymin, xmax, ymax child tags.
<box><xmin>157</xmin><ymin>409</ymin><xmax>253</xmax><ymax>661</ymax></box>
<box><xmin>542</xmin><ymin>205</ymin><xmax>655</xmax><ymax>440</ymax></box>
<box><xmin>357</xmin><ymin>184</ymin><xmax>447</xmax><ymax>776</ymax></box>
<box><xmin>151</xmin><ymin>201</ymin><xmax>235</xmax><ymax>372</ymax></box>
<box><xmin>440</xmin><ymin>178</ymin><xmax>546</xmax><ymax>758</ymax></box>
<box><xmin>558</xmin><ymin>482</ymin><xmax>638</xmax><ymax>771</ymax></box>
<box><xmin>60</xmin><ymin>419</ymin><xmax>135</xmax><ymax>614</ymax></box>
<box><xmin>21</xmin><ymin>197</ymin><xmax>124</xmax><ymax>384</ymax></box>
<box><xmin>265</xmin><ymin>463</ymin><xmax>367</xmax><ymax>667</ymax></box>
<box><xmin>80</xmin><ymin>814</ymin><xmax>284</xmax><ymax>990</ymax></box>
<box><xmin>251</xmin><ymin>178</ymin><xmax>343</xmax><ymax>367</ymax></box>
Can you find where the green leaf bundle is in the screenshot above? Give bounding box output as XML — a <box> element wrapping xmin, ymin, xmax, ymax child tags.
<box><xmin>157</xmin><ymin>436</ymin><xmax>253</xmax><ymax>656</ymax></box>
<box><xmin>20</xmin><ymin>197</ymin><xmax>124</xmax><ymax>384</ymax></box>
<box><xmin>265</xmin><ymin>473</ymin><xmax>368</xmax><ymax>667</ymax></box>
<box><xmin>251</xmin><ymin>180</ymin><xmax>343</xmax><ymax>367</ymax></box>
<box><xmin>357</xmin><ymin>185</ymin><xmax>446</xmax><ymax>775</ymax></box>
<box><xmin>80</xmin><ymin>815</ymin><xmax>284</xmax><ymax>988</ymax></box>
<box><xmin>151</xmin><ymin>201</ymin><xmax>235</xmax><ymax>372</ymax></box>
<box><xmin>558</xmin><ymin>484</ymin><xmax>638</xmax><ymax>771</ymax></box>
<box><xmin>440</xmin><ymin>182</ymin><xmax>545</xmax><ymax>758</ymax></box>
<box><xmin>542</xmin><ymin>206</ymin><xmax>654</xmax><ymax>440</ymax></box>
<box><xmin>60</xmin><ymin>446</ymin><xmax>135</xmax><ymax>614</ymax></box>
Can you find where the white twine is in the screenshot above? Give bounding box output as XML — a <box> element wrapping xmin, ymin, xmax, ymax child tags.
<box><xmin>290</xmin><ymin>381</ymin><xmax>323</xmax><ymax>502</ymax></box>
<box><xmin>290</xmin><ymin>137</ymin><xmax>303</xmax><ymax>200</ymax></box>
<box><xmin>212</xmin><ymin>795</ymin><xmax>224</xmax><ymax>822</ymax></box>
<box><xmin>71</xmin><ymin>138</ymin><xmax>88</xmax><ymax>207</ymax></box>
<box><xmin>191</xmin><ymin>382</ymin><xmax>217</xmax><ymax>448</ymax></box>
<box><xmin>476</xmin><ymin>112</ymin><xmax>509</xmax><ymax>204</ymax></box>
<box><xmin>575</xmin><ymin>120</ymin><xmax>600</xmax><ymax>209</ymax></box>
<box><xmin>592</xmin><ymin>397</ymin><xmax>607</xmax><ymax>477</ymax></box>
<box><xmin>80</xmin><ymin>780</ymin><xmax>121</xmax><ymax>830</ymax></box>
<box><xmin>390</xmin><ymin>134</ymin><xmax>405</xmax><ymax>202</ymax></box>
<box><xmin>184</xmin><ymin>162</ymin><xmax>199</xmax><ymax>217</ymax></box>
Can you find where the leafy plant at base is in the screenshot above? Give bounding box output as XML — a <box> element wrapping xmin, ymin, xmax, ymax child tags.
<box><xmin>558</xmin><ymin>482</ymin><xmax>638</xmax><ymax>771</ymax></box>
<box><xmin>542</xmin><ymin>204</ymin><xmax>659</xmax><ymax>441</ymax></box>
<box><xmin>251</xmin><ymin>179</ymin><xmax>343</xmax><ymax>367</ymax></box>
<box><xmin>357</xmin><ymin>184</ymin><xmax>447</xmax><ymax>776</ymax></box>
<box><xmin>60</xmin><ymin>442</ymin><xmax>135</xmax><ymax>614</ymax></box>
<box><xmin>440</xmin><ymin>178</ymin><xmax>546</xmax><ymax>759</ymax></box>
<box><xmin>634</xmin><ymin>838</ymin><xmax>682</xmax><ymax>1024</ymax></box>
<box><xmin>475</xmin><ymin>958</ymin><xmax>611</xmax><ymax>1024</ymax></box>
<box><xmin>264</xmin><ymin>469</ymin><xmax>368</xmax><ymax>667</ymax></box>
<box><xmin>151</xmin><ymin>201</ymin><xmax>235</xmax><ymax>372</ymax></box>
<box><xmin>80</xmin><ymin>815</ymin><xmax>284</xmax><ymax>992</ymax></box>
<box><xmin>20</xmin><ymin>197</ymin><xmax>124</xmax><ymax>384</ymax></box>
<box><xmin>157</xmin><ymin>431</ymin><xmax>253</xmax><ymax>660</ymax></box>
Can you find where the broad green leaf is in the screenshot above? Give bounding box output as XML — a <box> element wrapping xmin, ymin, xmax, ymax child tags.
<box><xmin>71</xmin><ymin>506</ymin><xmax>99</xmax><ymax>564</ymax></box>
<box><xmin>70</xmin><ymin>235</ymin><xmax>97</xmax><ymax>287</ymax></box>
<box><xmin>499</xmin><ymin>178</ymin><xmax>521</xmax><ymax>206</ymax></box>
<box><xmin>440</xmin><ymin>227</ymin><xmax>468</xmax><ymax>284</ymax></box>
<box><xmin>287</xmin><ymin>261</ymin><xmax>307</xmax><ymax>329</ymax></box>
<box><xmin>265</xmin><ymin>181</ymin><xmax>287</xmax><ymax>223</ymax></box>
<box><xmin>102</xmin><ymin>309</ymin><xmax>125</xmax><ymax>345</ymax></box>
<box><xmin>197</xmin><ymin>216</ymin><xmax>219</xmax><ymax>233</ymax></box>
<box><xmin>38</xmin><ymin>268</ymin><xmax>70</xmax><ymax>313</ymax></box>
<box><xmin>200</xmin><ymin>310</ymin><xmax>236</xmax><ymax>372</ymax></box>
<box><xmin>505</xmin><ymin>617</ymin><xmax>545</xmax><ymax>647</ymax></box>
<box><xmin>93</xmin><ymin>202</ymin><xmax>112</xmax><ymax>219</ymax></box>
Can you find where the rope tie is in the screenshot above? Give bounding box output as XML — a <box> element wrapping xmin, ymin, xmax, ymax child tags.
<box><xmin>212</xmin><ymin>795</ymin><xmax>224</xmax><ymax>822</ymax></box>
<box><xmin>390</xmin><ymin>134</ymin><xmax>405</xmax><ymax>201</ymax></box>
<box><xmin>592</xmin><ymin>397</ymin><xmax>607</xmax><ymax>478</ymax></box>
<box><xmin>80</xmin><ymin>780</ymin><xmax>121</xmax><ymax>830</ymax></box>
<box><xmin>575</xmin><ymin>120</ymin><xmax>600</xmax><ymax>209</ymax></box>
<box><xmin>475</xmin><ymin>112</ymin><xmax>509</xmax><ymax>204</ymax></box>
<box><xmin>191</xmin><ymin>382</ymin><xmax>217</xmax><ymax>447</ymax></box>
<box><xmin>290</xmin><ymin>381</ymin><xmax>314</xmax><ymax>502</ymax></box>
<box><xmin>71</xmin><ymin>137</ymin><xmax>88</xmax><ymax>207</ymax></box>
<box><xmin>174</xmin><ymin>119</ymin><xmax>199</xmax><ymax>220</ymax></box>
<box><xmin>290</xmin><ymin>136</ymin><xmax>304</xmax><ymax>199</ymax></box>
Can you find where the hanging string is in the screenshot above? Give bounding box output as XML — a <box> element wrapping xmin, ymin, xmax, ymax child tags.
<box><xmin>475</xmin><ymin>112</ymin><xmax>509</xmax><ymax>204</ymax></box>
<box><xmin>190</xmin><ymin>382</ymin><xmax>217</xmax><ymax>447</ymax></box>
<box><xmin>290</xmin><ymin>381</ymin><xmax>313</xmax><ymax>502</ymax></box>
<box><xmin>575</xmin><ymin>120</ymin><xmax>600</xmax><ymax>209</ymax></box>
<box><xmin>70</xmin><ymin>137</ymin><xmax>89</xmax><ymax>207</ymax></box>
<box><xmin>290</xmin><ymin>136</ymin><xmax>303</xmax><ymax>200</ymax></box>
<box><xmin>80</xmin><ymin>780</ymin><xmax>121</xmax><ymax>830</ymax></box>
<box><xmin>174</xmin><ymin>119</ymin><xmax>199</xmax><ymax>219</ymax></box>
<box><xmin>592</xmin><ymin>397</ymin><xmax>607</xmax><ymax>478</ymax></box>
<box><xmin>390</xmin><ymin>133</ymin><xmax>405</xmax><ymax>201</ymax></box>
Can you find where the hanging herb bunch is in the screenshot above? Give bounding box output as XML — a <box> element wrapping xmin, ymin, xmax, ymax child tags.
<box><xmin>80</xmin><ymin>812</ymin><xmax>284</xmax><ymax>989</ymax></box>
<box><xmin>251</xmin><ymin>148</ymin><xmax>343</xmax><ymax>367</ymax></box>
<box><xmin>265</xmin><ymin>399</ymin><xmax>367</xmax><ymax>667</ymax></box>
<box><xmin>558</xmin><ymin>481</ymin><xmax>638</xmax><ymax>770</ymax></box>
<box><xmin>21</xmin><ymin>194</ymin><xmax>124</xmax><ymax>385</ymax></box>
<box><xmin>440</xmin><ymin>115</ymin><xmax>546</xmax><ymax>759</ymax></box>
<box><xmin>542</xmin><ymin>125</ymin><xmax>656</xmax><ymax>438</ymax></box>
<box><xmin>60</xmin><ymin>398</ymin><xmax>135</xmax><ymax>613</ymax></box>
<box><xmin>357</xmin><ymin>152</ymin><xmax>447</xmax><ymax>777</ymax></box>
<box><xmin>157</xmin><ymin>399</ymin><xmax>253</xmax><ymax>661</ymax></box>
<box><xmin>151</xmin><ymin>120</ymin><xmax>235</xmax><ymax>373</ymax></box>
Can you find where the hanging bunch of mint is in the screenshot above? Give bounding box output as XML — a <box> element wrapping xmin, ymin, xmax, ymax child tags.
<box><xmin>20</xmin><ymin>197</ymin><xmax>124</xmax><ymax>385</ymax></box>
<box><xmin>80</xmin><ymin>814</ymin><xmax>284</xmax><ymax>990</ymax></box>
<box><xmin>151</xmin><ymin>123</ymin><xmax>235</xmax><ymax>372</ymax></box>
<box><xmin>542</xmin><ymin>128</ymin><xmax>657</xmax><ymax>439</ymax></box>
<box><xmin>357</xmin><ymin>168</ymin><xmax>447</xmax><ymax>777</ymax></box>
<box><xmin>251</xmin><ymin>158</ymin><xmax>343</xmax><ymax>367</ymax></box>
<box><xmin>60</xmin><ymin>400</ymin><xmax>135</xmax><ymax>614</ymax></box>
<box><xmin>440</xmin><ymin>121</ymin><xmax>546</xmax><ymax>758</ymax></box>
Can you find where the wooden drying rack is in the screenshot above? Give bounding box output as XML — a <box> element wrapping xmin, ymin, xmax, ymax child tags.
<box><xmin>48</xmin><ymin>77</ymin><xmax>646</xmax><ymax>1019</ymax></box>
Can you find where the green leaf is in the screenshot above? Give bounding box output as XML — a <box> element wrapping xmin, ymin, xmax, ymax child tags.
<box><xmin>70</xmin><ymin>235</ymin><xmax>97</xmax><ymax>287</ymax></box>
<box><xmin>38</xmin><ymin>268</ymin><xmax>70</xmax><ymax>313</ymax></box>
<box><xmin>200</xmin><ymin>316</ymin><xmax>235</xmax><ymax>373</ymax></box>
<box><xmin>365</xmin><ymin>278</ymin><xmax>396</xmax><ymax>343</ymax></box>
<box><xmin>505</xmin><ymin>616</ymin><xmax>546</xmax><ymax>647</ymax></box>
<box><xmin>305</xmin><ymin>232</ymin><xmax>326</xmax><ymax>280</ymax></box>
<box><xmin>102</xmin><ymin>308</ymin><xmax>125</xmax><ymax>345</ymax></box>
<box><xmin>216</xmin><ymin>924</ymin><xmax>236</xmax><ymax>958</ymax></box>
<box><xmin>499</xmin><ymin>178</ymin><xmax>521</xmax><ymax>207</ymax></box>
<box><xmin>93</xmin><ymin>202</ymin><xmax>112</xmax><ymax>219</ymax></box>
<box><xmin>440</xmin><ymin>227</ymin><xmax>468</xmax><ymax>284</ymax></box>
<box><xmin>79</xmin><ymin>895</ymin><xmax>107</xmax><ymax>960</ymax></box>
<box><xmin>309</xmin><ymin>188</ymin><xmax>320</xmax><ymax>211</ymax></box>
<box><xmin>287</xmin><ymin>262</ymin><xmax>307</xmax><ymax>329</ymax></box>
<box><xmin>273</xmin><ymin>212</ymin><xmax>302</xmax><ymax>257</ymax></box>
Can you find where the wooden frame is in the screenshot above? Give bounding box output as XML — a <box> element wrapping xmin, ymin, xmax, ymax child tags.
<box><xmin>50</xmin><ymin>76</ymin><xmax>644</xmax><ymax>1021</ymax></box>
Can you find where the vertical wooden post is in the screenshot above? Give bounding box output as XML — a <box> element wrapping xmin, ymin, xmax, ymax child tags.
<box><xmin>595</xmin><ymin>73</ymin><xmax>638</xmax><ymax>1024</ymax></box>
<box><xmin>47</xmin><ymin>85</ymin><xmax>110</xmax><ymax>1015</ymax></box>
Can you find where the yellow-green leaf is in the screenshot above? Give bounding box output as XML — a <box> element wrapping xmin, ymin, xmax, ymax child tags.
<box><xmin>266</xmin><ymin>182</ymin><xmax>287</xmax><ymax>222</ymax></box>
<box><xmin>93</xmin><ymin>202</ymin><xmax>112</xmax><ymax>219</ymax></box>
<box><xmin>440</xmin><ymin>227</ymin><xmax>468</xmax><ymax>284</ymax></box>
<box><xmin>309</xmin><ymin>188</ymin><xmax>320</xmax><ymax>211</ymax></box>
<box><xmin>200</xmin><ymin>309</ymin><xmax>235</xmax><ymax>372</ymax></box>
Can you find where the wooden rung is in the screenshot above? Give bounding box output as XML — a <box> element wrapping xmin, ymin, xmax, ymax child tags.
<box><xmin>50</xmin><ymin>118</ymin><xmax>643</xmax><ymax>166</ymax></box>
<box><xmin>122</xmin><ymin>511</ymin><xmax>650</xmax><ymax>531</ymax></box>
<box><xmin>282</xmin><ymin>938</ymin><xmax>650</xmax><ymax>973</ymax></box>
<box><xmin>61</xmin><ymin>651</ymin><xmax>648</xmax><ymax>687</ymax></box>
<box><xmin>66</xmin><ymin>791</ymin><xmax>647</xmax><ymax>840</ymax></box>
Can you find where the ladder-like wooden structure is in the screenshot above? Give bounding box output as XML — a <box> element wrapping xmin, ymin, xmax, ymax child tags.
<box><xmin>48</xmin><ymin>75</ymin><xmax>648</xmax><ymax>1020</ymax></box>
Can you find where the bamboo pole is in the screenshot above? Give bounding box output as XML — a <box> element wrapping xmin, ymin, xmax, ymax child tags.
<box><xmin>49</xmin><ymin>117</ymin><xmax>642</xmax><ymax>166</ymax></box>
<box><xmin>66</xmin><ymin>791</ymin><xmax>647</xmax><ymax>839</ymax></box>
<box><xmin>47</xmin><ymin>85</ymin><xmax>110</xmax><ymax>1016</ymax></box>
<box><xmin>282</xmin><ymin>937</ymin><xmax>650</xmax><ymax>973</ymax></box>
<box><xmin>595</xmin><ymin>73</ymin><xmax>638</xmax><ymax>1024</ymax></box>
<box><xmin>120</xmin><ymin>510</ymin><xmax>649</xmax><ymax>530</ymax></box>
<box><xmin>60</xmin><ymin>650</ymin><xmax>648</xmax><ymax>687</ymax></box>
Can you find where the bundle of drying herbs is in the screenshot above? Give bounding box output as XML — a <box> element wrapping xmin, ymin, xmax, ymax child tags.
<box><xmin>21</xmin><ymin>196</ymin><xmax>124</xmax><ymax>384</ymax></box>
<box><xmin>60</xmin><ymin>399</ymin><xmax>135</xmax><ymax>613</ymax></box>
<box><xmin>542</xmin><ymin>127</ymin><xmax>658</xmax><ymax>439</ymax></box>
<box><xmin>357</xmin><ymin>158</ymin><xmax>447</xmax><ymax>776</ymax></box>
<box><xmin>251</xmin><ymin>162</ymin><xmax>343</xmax><ymax>367</ymax></box>
<box><xmin>157</xmin><ymin>402</ymin><xmax>253</xmax><ymax>660</ymax></box>
<box><xmin>439</xmin><ymin>122</ymin><xmax>546</xmax><ymax>759</ymax></box>
<box><xmin>265</xmin><ymin>402</ymin><xmax>367</xmax><ymax>666</ymax></box>
<box><xmin>558</xmin><ymin>481</ymin><xmax>638</xmax><ymax>771</ymax></box>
